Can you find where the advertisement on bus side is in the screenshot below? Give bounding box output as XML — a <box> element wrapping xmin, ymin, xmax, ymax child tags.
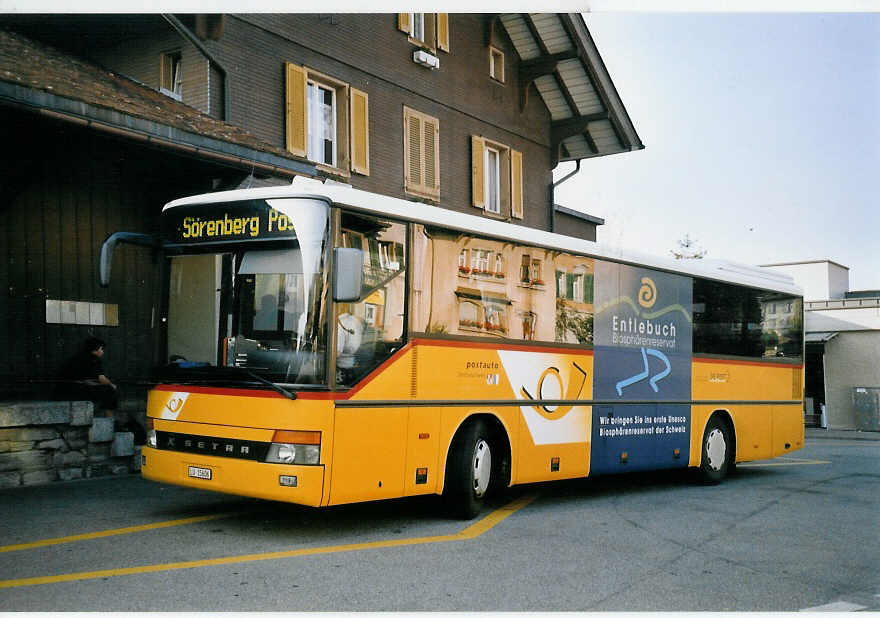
<box><xmin>591</xmin><ymin>262</ymin><xmax>693</xmax><ymax>473</ymax></box>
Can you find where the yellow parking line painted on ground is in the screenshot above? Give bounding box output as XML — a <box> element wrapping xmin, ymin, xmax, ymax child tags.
<box><xmin>739</xmin><ymin>458</ymin><xmax>830</xmax><ymax>468</ymax></box>
<box><xmin>0</xmin><ymin>493</ymin><xmax>538</xmax><ymax>590</ymax></box>
<box><xmin>0</xmin><ymin>512</ymin><xmax>241</xmax><ymax>554</ymax></box>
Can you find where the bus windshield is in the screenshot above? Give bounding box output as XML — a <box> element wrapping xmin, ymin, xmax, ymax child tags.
<box><xmin>160</xmin><ymin>198</ymin><xmax>330</xmax><ymax>387</ymax></box>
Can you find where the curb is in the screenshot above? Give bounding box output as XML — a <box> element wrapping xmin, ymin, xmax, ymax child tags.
<box><xmin>806</xmin><ymin>429</ymin><xmax>880</xmax><ymax>442</ymax></box>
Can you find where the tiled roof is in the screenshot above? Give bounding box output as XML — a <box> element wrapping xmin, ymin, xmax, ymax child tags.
<box><xmin>0</xmin><ymin>28</ymin><xmax>310</xmax><ymax>175</ymax></box>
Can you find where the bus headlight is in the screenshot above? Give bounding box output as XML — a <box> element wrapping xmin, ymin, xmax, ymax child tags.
<box><xmin>264</xmin><ymin>431</ymin><xmax>321</xmax><ymax>465</ymax></box>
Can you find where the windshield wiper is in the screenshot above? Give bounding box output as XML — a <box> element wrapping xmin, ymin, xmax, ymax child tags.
<box><xmin>240</xmin><ymin>368</ymin><xmax>297</xmax><ymax>400</ymax></box>
<box><xmin>155</xmin><ymin>365</ymin><xmax>297</xmax><ymax>399</ymax></box>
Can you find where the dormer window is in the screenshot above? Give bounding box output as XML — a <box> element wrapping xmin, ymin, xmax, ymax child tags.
<box><xmin>160</xmin><ymin>50</ymin><xmax>182</xmax><ymax>100</ymax></box>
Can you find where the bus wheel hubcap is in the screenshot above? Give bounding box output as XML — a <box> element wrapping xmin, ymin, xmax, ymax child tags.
<box><xmin>472</xmin><ymin>439</ymin><xmax>492</xmax><ymax>498</ymax></box>
<box><xmin>706</xmin><ymin>428</ymin><xmax>726</xmax><ymax>471</ymax></box>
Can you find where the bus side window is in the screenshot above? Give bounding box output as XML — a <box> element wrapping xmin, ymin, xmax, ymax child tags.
<box><xmin>336</xmin><ymin>216</ymin><xmax>407</xmax><ymax>386</ymax></box>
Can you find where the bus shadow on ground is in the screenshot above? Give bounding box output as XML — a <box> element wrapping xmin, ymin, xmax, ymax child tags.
<box><xmin>140</xmin><ymin>465</ymin><xmax>788</xmax><ymax>539</ymax></box>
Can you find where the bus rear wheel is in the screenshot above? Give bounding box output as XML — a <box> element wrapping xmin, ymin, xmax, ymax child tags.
<box><xmin>699</xmin><ymin>415</ymin><xmax>732</xmax><ymax>484</ymax></box>
<box><xmin>444</xmin><ymin>419</ymin><xmax>493</xmax><ymax>519</ymax></box>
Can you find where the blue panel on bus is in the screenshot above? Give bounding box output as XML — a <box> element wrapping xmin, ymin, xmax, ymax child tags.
<box><xmin>591</xmin><ymin>262</ymin><xmax>692</xmax><ymax>474</ymax></box>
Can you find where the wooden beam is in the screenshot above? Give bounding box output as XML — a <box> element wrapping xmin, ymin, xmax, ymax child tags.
<box><xmin>518</xmin><ymin>52</ymin><xmax>579</xmax><ymax>113</ymax></box>
<box><xmin>550</xmin><ymin>113</ymin><xmax>607</xmax><ymax>167</ymax></box>
<box><xmin>553</xmin><ymin>69</ymin><xmax>599</xmax><ymax>157</ymax></box>
<box><xmin>559</xmin><ymin>14</ymin><xmax>632</xmax><ymax>150</ymax></box>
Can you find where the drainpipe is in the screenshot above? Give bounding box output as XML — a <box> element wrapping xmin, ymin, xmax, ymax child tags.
<box><xmin>550</xmin><ymin>159</ymin><xmax>581</xmax><ymax>233</ymax></box>
<box><xmin>161</xmin><ymin>14</ymin><xmax>230</xmax><ymax>122</ymax></box>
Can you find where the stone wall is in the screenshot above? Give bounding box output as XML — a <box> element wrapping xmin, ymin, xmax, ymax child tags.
<box><xmin>0</xmin><ymin>401</ymin><xmax>142</xmax><ymax>488</ymax></box>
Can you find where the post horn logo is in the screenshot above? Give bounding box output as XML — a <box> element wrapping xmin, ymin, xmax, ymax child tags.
<box><xmin>638</xmin><ymin>277</ymin><xmax>657</xmax><ymax>309</ymax></box>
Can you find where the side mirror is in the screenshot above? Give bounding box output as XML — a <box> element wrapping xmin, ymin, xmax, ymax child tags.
<box><xmin>333</xmin><ymin>248</ymin><xmax>364</xmax><ymax>302</ymax></box>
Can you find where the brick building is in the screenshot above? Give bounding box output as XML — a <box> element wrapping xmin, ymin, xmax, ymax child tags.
<box><xmin>0</xmin><ymin>13</ymin><xmax>642</xmax><ymax>397</ymax></box>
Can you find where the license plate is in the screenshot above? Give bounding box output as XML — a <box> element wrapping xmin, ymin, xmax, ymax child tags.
<box><xmin>188</xmin><ymin>466</ymin><xmax>212</xmax><ymax>480</ymax></box>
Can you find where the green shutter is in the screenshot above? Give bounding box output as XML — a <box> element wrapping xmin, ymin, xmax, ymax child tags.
<box><xmin>584</xmin><ymin>273</ymin><xmax>594</xmax><ymax>303</ymax></box>
<box><xmin>566</xmin><ymin>274</ymin><xmax>574</xmax><ymax>300</ymax></box>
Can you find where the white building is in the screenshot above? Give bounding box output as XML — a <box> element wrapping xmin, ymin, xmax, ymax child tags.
<box><xmin>761</xmin><ymin>260</ymin><xmax>880</xmax><ymax>431</ymax></box>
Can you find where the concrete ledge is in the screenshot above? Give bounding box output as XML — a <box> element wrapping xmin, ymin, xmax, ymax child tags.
<box><xmin>0</xmin><ymin>401</ymin><xmax>82</xmax><ymax>427</ymax></box>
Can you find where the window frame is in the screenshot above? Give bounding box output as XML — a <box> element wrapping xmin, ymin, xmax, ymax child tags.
<box><xmin>489</xmin><ymin>46</ymin><xmax>505</xmax><ymax>83</ymax></box>
<box><xmin>411</xmin><ymin>13</ymin><xmax>425</xmax><ymax>42</ymax></box>
<box><xmin>471</xmin><ymin>135</ymin><xmax>522</xmax><ymax>219</ymax></box>
<box><xmin>484</xmin><ymin>145</ymin><xmax>502</xmax><ymax>214</ymax></box>
<box><xmin>306</xmin><ymin>79</ymin><xmax>338</xmax><ymax>168</ymax></box>
<box><xmin>160</xmin><ymin>49</ymin><xmax>183</xmax><ymax>101</ymax></box>
<box><xmin>286</xmin><ymin>64</ymin><xmax>369</xmax><ymax>177</ymax></box>
<box><xmin>398</xmin><ymin>13</ymin><xmax>448</xmax><ymax>52</ymax></box>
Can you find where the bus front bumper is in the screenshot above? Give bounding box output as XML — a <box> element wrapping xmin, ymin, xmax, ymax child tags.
<box><xmin>140</xmin><ymin>446</ymin><xmax>326</xmax><ymax>507</ymax></box>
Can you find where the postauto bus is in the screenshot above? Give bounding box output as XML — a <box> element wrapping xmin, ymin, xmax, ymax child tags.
<box><xmin>101</xmin><ymin>177</ymin><xmax>804</xmax><ymax>518</ymax></box>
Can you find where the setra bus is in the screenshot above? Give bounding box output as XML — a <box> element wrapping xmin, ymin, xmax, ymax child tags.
<box><xmin>101</xmin><ymin>177</ymin><xmax>804</xmax><ymax>518</ymax></box>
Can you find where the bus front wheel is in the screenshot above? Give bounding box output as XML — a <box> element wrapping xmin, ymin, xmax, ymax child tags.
<box><xmin>699</xmin><ymin>415</ymin><xmax>732</xmax><ymax>484</ymax></box>
<box><xmin>444</xmin><ymin>419</ymin><xmax>493</xmax><ymax>519</ymax></box>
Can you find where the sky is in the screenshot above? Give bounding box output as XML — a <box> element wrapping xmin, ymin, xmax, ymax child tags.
<box><xmin>2</xmin><ymin>1</ymin><xmax>874</xmax><ymax>290</ymax></box>
<box><xmin>553</xmin><ymin>10</ymin><xmax>880</xmax><ymax>291</ymax></box>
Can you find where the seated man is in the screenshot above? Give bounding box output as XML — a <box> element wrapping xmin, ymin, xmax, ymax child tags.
<box><xmin>57</xmin><ymin>336</ymin><xmax>118</xmax><ymax>415</ymax></box>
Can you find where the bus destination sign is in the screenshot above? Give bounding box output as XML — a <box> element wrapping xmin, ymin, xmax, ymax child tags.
<box><xmin>162</xmin><ymin>200</ymin><xmax>298</xmax><ymax>245</ymax></box>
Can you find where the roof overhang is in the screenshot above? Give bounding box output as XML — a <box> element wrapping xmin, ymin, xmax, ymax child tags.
<box><xmin>496</xmin><ymin>13</ymin><xmax>644</xmax><ymax>167</ymax></box>
<box><xmin>0</xmin><ymin>81</ymin><xmax>316</xmax><ymax>179</ymax></box>
<box><xmin>0</xmin><ymin>28</ymin><xmax>316</xmax><ymax>180</ymax></box>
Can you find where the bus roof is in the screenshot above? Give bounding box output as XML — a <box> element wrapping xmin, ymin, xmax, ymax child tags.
<box><xmin>164</xmin><ymin>177</ymin><xmax>802</xmax><ymax>297</ymax></box>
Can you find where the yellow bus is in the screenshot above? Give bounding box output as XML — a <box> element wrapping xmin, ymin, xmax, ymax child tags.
<box><xmin>102</xmin><ymin>177</ymin><xmax>804</xmax><ymax>518</ymax></box>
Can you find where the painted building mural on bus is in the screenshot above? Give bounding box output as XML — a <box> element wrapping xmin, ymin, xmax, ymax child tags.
<box><xmin>410</xmin><ymin>225</ymin><xmax>594</xmax><ymax>344</ymax></box>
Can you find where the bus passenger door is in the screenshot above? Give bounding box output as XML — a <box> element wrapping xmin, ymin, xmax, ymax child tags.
<box><xmin>330</xmin><ymin>407</ymin><xmax>407</xmax><ymax>505</ymax></box>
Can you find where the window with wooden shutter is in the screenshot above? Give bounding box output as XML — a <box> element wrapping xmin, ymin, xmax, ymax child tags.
<box><xmin>404</xmin><ymin>107</ymin><xmax>440</xmax><ymax>200</ymax></box>
<box><xmin>511</xmin><ymin>149</ymin><xmax>523</xmax><ymax>219</ymax></box>
<box><xmin>397</xmin><ymin>13</ymin><xmax>411</xmax><ymax>33</ymax></box>
<box><xmin>437</xmin><ymin>14</ymin><xmax>449</xmax><ymax>52</ymax></box>
<box><xmin>471</xmin><ymin>135</ymin><xmax>485</xmax><ymax>209</ymax></box>
<box><xmin>349</xmin><ymin>88</ymin><xmax>369</xmax><ymax>176</ymax></box>
<box><xmin>286</xmin><ymin>63</ymin><xmax>368</xmax><ymax>176</ymax></box>
<box><xmin>285</xmin><ymin>63</ymin><xmax>307</xmax><ymax>157</ymax></box>
<box><xmin>472</xmin><ymin>135</ymin><xmax>523</xmax><ymax>219</ymax></box>
<box><xmin>399</xmin><ymin>13</ymin><xmax>443</xmax><ymax>51</ymax></box>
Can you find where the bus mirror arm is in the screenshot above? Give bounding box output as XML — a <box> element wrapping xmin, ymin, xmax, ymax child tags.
<box><xmin>99</xmin><ymin>232</ymin><xmax>160</xmax><ymax>287</ymax></box>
